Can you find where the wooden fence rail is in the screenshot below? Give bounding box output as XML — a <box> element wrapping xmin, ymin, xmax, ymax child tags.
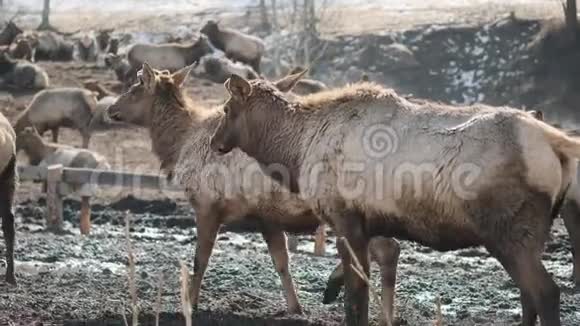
<box><xmin>18</xmin><ymin>164</ymin><xmax>183</xmax><ymax>235</ymax></box>
<box><xmin>17</xmin><ymin>164</ymin><xmax>325</xmax><ymax>255</ymax></box>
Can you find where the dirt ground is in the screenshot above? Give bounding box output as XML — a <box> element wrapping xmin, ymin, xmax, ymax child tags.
<box><xmin>1</xmin><ymin>1</ymin><xmax>580</xmax><ymax>325</ymax></box>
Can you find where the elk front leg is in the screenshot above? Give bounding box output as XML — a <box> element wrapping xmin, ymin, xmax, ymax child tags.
<box><xmin>190</xmin><ymin>210</ymin><xmax>220</xmax><ymax>310</ymax></box>
<box><xmin>262</xmin><ymin>228</ymin><xmax>303</xmax><ymax>314</ymax></box>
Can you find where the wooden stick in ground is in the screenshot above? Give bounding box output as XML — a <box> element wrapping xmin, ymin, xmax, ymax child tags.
<box><xmin>313</xmin><ymin>225</ymin><xmax>326</xmax><ymax>256</ymax></box>
<box><xmin>337</xmin><ymin>237</ymin><xmax>392</xmax><ymax>326</ymax></box>
<box><xmin>125</xmin><ymin>212</ymin><xmax>138</xmax><ymax>326</ymax></box>
<box><xmin>155</xmin><ymin>271</ymin><xmax>164</xmax><ymax>326</ymax></box>
<box><xmin>180</xmin><ymin>260</ymin><xmax>192</xmax><ymax>326</ymax></box>
<box><xmin>80</xmin><ymin>196</ymin><xmax>91</xmax><ymax>235</ymax></box>
<box><xmin>46</xmin><ymin>164</ymin><xmax>63</xmax><ymax>232</ymax></box>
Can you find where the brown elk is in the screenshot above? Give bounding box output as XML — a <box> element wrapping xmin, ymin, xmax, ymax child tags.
<box><xmin>210</xmin><ymin>72</ymin><xmax>580</xmax><ymax>326</ymax></box>
<box><xmin>13</xmin><ymin>87</ymin><xmax>97</xmax><ymax>148</ymax></box>
<box><xmin>104</xmin><ymin>63</ymin><xmax>392</xmax><ymax>316</ymax></box>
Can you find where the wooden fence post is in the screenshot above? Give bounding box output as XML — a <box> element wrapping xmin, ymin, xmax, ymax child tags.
<box><xmin>80</xmin><ymin>196</ymin><xmax>91</xmax><ymax>235</ymax></box>
<box><xmin>46</xmin><ymin>164</ymin><xmax>64</xmax><ymax>232</ymax></box>
<box><xmin>314</xmin><ymin>225</ymin><xmax>326</xmax><ymax>256</ymax></box>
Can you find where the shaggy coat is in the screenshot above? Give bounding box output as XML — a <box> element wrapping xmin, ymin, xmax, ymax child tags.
<box><xmin>0</xmin><ymin>53</ymin><xmax>49</xmax><ymax>89</ymax></box>
<box><xmin>13</xmin><ymin>88</ymin><xmax>97</xmax><ymax>148</ymax></box>
<box><xmin>105</xmin><ymin>63</ymin><xmax>345</xmax><ymax>315</ymax></box>
<box><xmin>211</xmin><ymin>74</ymin><xmax>580</xmax><ymax>326</ymax></box>
<box><xmin>127</xmin><ymin>36</ymin><xmax>211</xmax><ymax>73</ymax></box>
<box><xmin>200</xmin><ymin>20</ymin><xmax>265</xmax><ymax>73</ymax></box>
<box><xmin>0</xmin><ymin>112</ymin><xmax>17</xmax><ymax>285</ymax></box>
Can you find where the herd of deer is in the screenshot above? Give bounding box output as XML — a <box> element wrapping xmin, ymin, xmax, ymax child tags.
<box><xmin>1</xmin><ymin>17</ymin><xmax>580</xmax><ymax>326</ymax></box>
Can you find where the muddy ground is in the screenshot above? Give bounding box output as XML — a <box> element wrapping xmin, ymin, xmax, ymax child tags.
<box><xmin>1</xmin><ymin>197</ymin><xmax>579</xmax><ymax>325</ymax></box>
<box><xmin>2</xmin><ymin>1</ymin><xmax>580</xmax><ymax>325</ymax></box>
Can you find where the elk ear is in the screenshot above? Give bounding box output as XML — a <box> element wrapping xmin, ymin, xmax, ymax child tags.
<box><xmin>275</xmin><ymin>68</ymin><xmax>308</xmax><ymax>93</ymax></box>
<box><xmin>140</xmin><ymin>62</ymin><xmax>156</xmax><ymax>92</ymax></box>
<box><xmin>172</xmin><ymin>64</ymin><xmax>193</xmax><ymax>88</ymax></box>
<box><xmin>225</xmin><ymin>74</ymin><xmax>252</xmax><ymax>101</ymax></box>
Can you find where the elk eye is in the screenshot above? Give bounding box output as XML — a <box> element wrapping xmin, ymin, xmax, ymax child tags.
<box><xmin>224</xmin><ymin>106</ymin><xmax>229</xmax><ymax>114</ymax></box>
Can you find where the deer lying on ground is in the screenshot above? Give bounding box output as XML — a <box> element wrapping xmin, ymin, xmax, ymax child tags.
<box><xmin>8</xmin><ymin>38</ymin><xmax>34</xmax><ymax>61</ymax></box>
<box><xmin>105</xmin><ymin>63</ymin><xmax>388</xmax><ymax>315</ymax></box>
<box><xmin>201</xmin><ymin>20</ymin><xmax>264</xmax><ymax>73</ymax></box>
<box><xmin>83</xmin><ymin>79</ymin><xmax>117</xmax><ymax>100</ymax></box>
<box><xmin>13</xmin><ymin>88</ymin><xmax>97</xmax><ymax>148</ymax></box>
<box><xmin>0</xmin><ymin>111</ymin><xmax>17</xmax><ymax>285</ymax></box>
<box><xmin>287</xmin><ymin>66</ymin><xmax>328</xmax><ymax>95</ymax></box>
<box><xmin>210</xmin><ymin>71</ymin><xmax>580</xmax><ymax>326</ymax></box>
<box><xmin>104</xmin><ymin>53</ymin><xmax>134</xmax><ymax>88</ymax></box>
<box><xmin>0</xmin><ymin>52</ymin><xmax>49</xmax><ymax>89</ymax></box>
<box><xmin>77</xmin><ymin>34</ymin><xmax>98</xmax><ymax>62</ymax></box>
<box><xmin>127</xmin><ymin>35</ymin><xmax>211</xmax><ymax>73</ymax></box>
<box><xmin>199</xmin><ymin>55</ymin><xmax>259</xmax><ymax>83</ymax></box>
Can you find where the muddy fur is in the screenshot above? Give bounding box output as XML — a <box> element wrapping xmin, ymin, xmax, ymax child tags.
<box><xmin>211</xmin><ymin>74</ymin><xmax>580</xmax><ymax>325</ymax></box>
<box><xmin>127</xmin><ymin>36</ymin><xmax>211</xmax><ymax>73</ymax></box>
<box><xmin>13</xmin><ymin>88</ymin><xmax>97</xmax><ymax>148</ymax></box>
<box><xmin>200</xmin><ymin>20</ymin><xmax>265</xmax><ymax>73</ymax></box>
<box><xmin>105</xmin><ymin>63</ymin><xmax>330</xmax><ymax>315</ymax></box>
<box><xmin>0</xmin><ymin>112</ymin><xmax>17</xmax><ymax>285</ymax></box>
<box><xmin>0</xmin><ymin>53</ymin><xmax>49</xmax><ymax>89</ymax></box>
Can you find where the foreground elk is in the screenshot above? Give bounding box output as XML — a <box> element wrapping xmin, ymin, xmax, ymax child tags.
<box><xmin>210</xmin><ymin>72</ymin><xmax>580</xmax><ymax>326</ymax></box>
<box><xmin>200</xmin><ymin>20</ymin><xmax>265</xmax><ymax>73</ymax></box>
<box><xmin>13</xmin><ymin>87</ymin><xmax>97</xmax><ymax>148</ymax></box>
<box><xmin>0</xmin><ymin>111</ymin><xmax>17</xmax><ymax>285</ymax></box>
<box><xmin>104</xmin><ymin>63</ymin><xmax>388</xmax><ymax>316</ymax></box>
